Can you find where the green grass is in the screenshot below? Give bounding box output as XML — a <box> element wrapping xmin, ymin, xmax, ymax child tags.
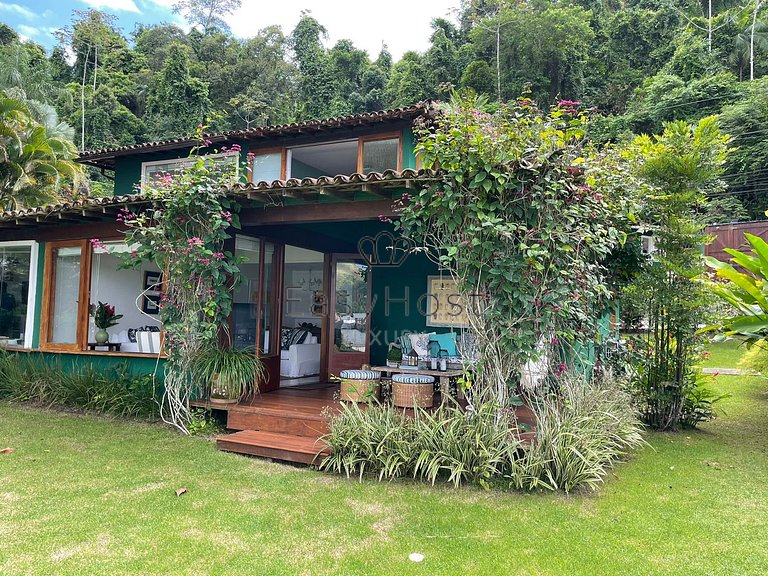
<box><xmin>702</xmin><ymin>339</ymin><xmax>749</xmax><ymax>369</ymax></box>
<box><xmin>1</xmin><ymin>376</ymin><xmax>767</xmax><ymax>575</ymax></box>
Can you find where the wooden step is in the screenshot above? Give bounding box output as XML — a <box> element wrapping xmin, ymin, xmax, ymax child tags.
<box><xmin>217</xmin><ymin>430</ymin><xmax>330</xmax><ymax>465</ymax></box>
<box><xmin>226</xmin><ymin>409</ymin><xmax>329</xmax><ymax>438</ymax></box>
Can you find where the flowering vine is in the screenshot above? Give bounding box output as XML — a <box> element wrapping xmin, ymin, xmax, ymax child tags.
<box><xmin>397</xmin><ymin>95</ymin><xmax>632</xmax><ymax>406</ymax></box>
<box><xmin>117</xmin><ymin>125</ymin><xmax>244</xmax><ymax>433</ymax></box>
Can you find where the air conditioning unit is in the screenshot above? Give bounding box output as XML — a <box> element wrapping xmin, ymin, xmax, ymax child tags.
<box><xmin>641</xmin><ymin>235</ymin><xmax>656</xmax><ymax>256</ymax></box>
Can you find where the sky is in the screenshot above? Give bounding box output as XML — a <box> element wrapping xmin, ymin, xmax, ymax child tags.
<box><xmin>0</xmin><ymin>0</ymin><xmax>460</xmax><ymax>59</ymax></box>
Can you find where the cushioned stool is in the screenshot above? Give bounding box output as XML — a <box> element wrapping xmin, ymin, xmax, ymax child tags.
<box><xmin>391</xmin><ymin>373</ymin><xmax>435</xmax><ymax>408</ymax></box>
<box><xmin>339</xmin><ymin>369</ymin><xmax>381</xmax><ymax>402</ymax></box>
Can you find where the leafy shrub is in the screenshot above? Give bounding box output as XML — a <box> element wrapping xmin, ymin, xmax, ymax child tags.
<box><xmin>624</xmin><ymin>335</ymin><xmax>725</xmax><ymax>429</ymax></box>
<box><xmin>678</xmin><ymin>375</ymin><xmax>729</xmax><ymax>428</ymax></box>
<box><xmin>321</xmin><ymin>375</ymin><xmax>645</xmax><ymax>493</ymax></box>
<box><xmin>187</xmin><ymin>408</ymin><xmax>225</xmax><ymax>436</ymax></box>
<box><xmin>739</xmin><ymin>339</ymin><xmax>768</xmax><ymax>375</ymax></box>
<box><xmin>508</xmin><ymin>375</ymin><xmax>645</xmax><ymax>493</ymax></box>
<box><xmin>0</xmin><ymin>351</ymin><xmax>159</xmax><ymax>418</ymax></box>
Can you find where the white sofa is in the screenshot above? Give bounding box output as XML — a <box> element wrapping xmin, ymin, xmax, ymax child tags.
<box><xmin>280</xmin><ymin>334</ymin><xmax>320</xmax><ymax>378</ymax></box>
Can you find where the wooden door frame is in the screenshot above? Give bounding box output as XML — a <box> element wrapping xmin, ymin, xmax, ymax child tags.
<box><xmin>326</xmin><ymin>253</ymin><xmax>372</xmax><ymax>377</ymax></box>
<box><xmin>40</xmin><ymin>239</ymin><xmax>91</xmax><ymax>352</ymax></box>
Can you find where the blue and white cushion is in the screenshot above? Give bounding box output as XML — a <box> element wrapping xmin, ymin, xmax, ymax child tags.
<box><xmin>392</xmin><ymin>373</ymin><xmax>435</xmax><ymax>384</ymax></box>
<box><xmin>339</xmin><ymin>369</ymin><xmax>381</xmax><ymax>380</ymax></box>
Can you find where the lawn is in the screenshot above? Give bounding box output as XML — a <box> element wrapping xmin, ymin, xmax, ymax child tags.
<box><xmin>1</xmin><ymin>376</ymin><xmax>767</xmax><ymax>575</ymax></box>
<box><xmin>702</xmin><ymin>339</ymin><xmax>749</xmax><ymax>369</ymax></box>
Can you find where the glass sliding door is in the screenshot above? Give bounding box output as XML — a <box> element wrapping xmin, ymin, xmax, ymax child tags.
<box><xmin>233</xmin><ymin>235</ymin><xmax>283</xmax><ymax>391</ymax></box>
<box><xmin>328</xmin><ymin>255</ymin><xmax>371</xmax><ymax>376</ymax></box>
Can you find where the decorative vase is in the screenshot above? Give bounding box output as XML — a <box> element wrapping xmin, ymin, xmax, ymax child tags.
<box><xmin>94</xmin><ymin>329</ymin><xmax>109</xmax><ymax>344</ymax></box>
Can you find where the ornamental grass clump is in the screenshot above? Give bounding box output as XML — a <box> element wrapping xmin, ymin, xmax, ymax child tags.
<box><xmin>507</xmin><ymin>374</ymin><xmax>645</xmax><ymax>493</ymax></box>
<box><xmin>0</xmin><ymin>350</ymin><xmax>158</xmax><ymax>418</ymax></box>
<box><xmin>321</xmin><ymin>374</ymin><xmax>644</xmax><ymax>493</ymax></box>
<box><xmin>320</xmin><ymin>402</ymin><xmax>520</xmax><ymax>489</ymax></box>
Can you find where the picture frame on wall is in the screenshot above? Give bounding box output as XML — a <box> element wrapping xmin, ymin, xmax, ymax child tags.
<box><xmin>142</xmin><ymin>271</ymin><xmax>163</xmax><ymax>315</ymax></box>
<box><xmin>425</xmin><ymin>275</ymin><xmax>469</xmax><ymax>328</ymax></box>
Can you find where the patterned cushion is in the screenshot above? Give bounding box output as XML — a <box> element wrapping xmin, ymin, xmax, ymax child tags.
<box><xmin>407</xmin><ymin>332</ymin><xmax>436</xmax><ymax>357</ymax></box>
<box><xmin>281</xmin><ymin>328</ymin><xmax>293</xmax><ymax>350</ymax></box>
<box><xmin>392</xmin><ymin>373</ymin><xmax>435</xmax><ymax>384</ymax></box>
<box><xmin>281</xmin><ymin>328</ymin><xmax>310</xmax><ymax>350</ymax></box>
<box><xmin>339</xmin><ymin>369</ymin><xmax>381</xmax><ymax>380</ymax></box>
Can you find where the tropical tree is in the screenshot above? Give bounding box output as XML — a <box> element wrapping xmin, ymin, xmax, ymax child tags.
<box><xmin>623</xmin><ymin>117</ymin><xmax>730</xmax><ymax>430</ymax></box>
<box><xmin>0</xmin><ymin>94</ymin><xmax>85</xmax><ymax>210</ymax></box>
<box><xmin>173</xmin><ymin>0</ymin><xmax>242</xmax><ymax>34</ymax></box>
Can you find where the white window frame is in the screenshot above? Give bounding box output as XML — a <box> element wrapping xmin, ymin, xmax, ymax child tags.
<box><xmin>140</xmin><ymin>152</ymin><xmax>239</xmax><ymax>185</ymax></box>
<box><xmin>0</xmin><ymin>240</ymin><xmax>39</xmax><ymax>349</ymax></box>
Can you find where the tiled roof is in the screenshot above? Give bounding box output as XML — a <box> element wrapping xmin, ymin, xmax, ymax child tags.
<box><xmin>0</xmin><ymin>169</ymin><xmax>439</xmax><ymax>225</ymax></box>
<box><xmin>234</xmin><ymin>168</ymin><xmax>438</xmax><ymax>193</ymax></box>
<box><xmin>76</xmin><ymin>102</ymin><xmax>436</xmax><ymax>170</ymax></box>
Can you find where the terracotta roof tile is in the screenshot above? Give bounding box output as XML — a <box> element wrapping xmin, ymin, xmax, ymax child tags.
<box><xmin>0</xmin><ymin>170</ymin><xmax>440</xmax><ymax>225</ymax></box>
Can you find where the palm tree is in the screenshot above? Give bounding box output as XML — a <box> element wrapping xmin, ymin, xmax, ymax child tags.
<box><xmin>0</xmin><ymin>94</ymin><xmax>85</xmax><ymax>210</ymax></box>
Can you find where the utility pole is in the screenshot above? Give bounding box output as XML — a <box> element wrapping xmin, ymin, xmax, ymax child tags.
<box><xmin>750</xmin><ymin>0</ymin><xmax>764</xmax><ymax>80</ymax></box>
<box><xmin>708</xmin><ymin>0</ymin><xmax>712</xmax><ymax>52</ymax></box>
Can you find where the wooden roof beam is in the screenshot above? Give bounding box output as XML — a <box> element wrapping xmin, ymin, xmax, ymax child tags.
<box><xmin>319</xmin><ymin>187</ymin><xmax>355</xmax><ymax>201</ymax></box>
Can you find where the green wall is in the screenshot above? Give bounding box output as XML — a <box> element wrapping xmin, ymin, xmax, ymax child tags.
<box><xmin>15</xmin><ymin>350</ymin><xmax>165</xmax><ymax>380</ymax></box>
<box><xmin>369</xmin><ymin>252</ymin><xmax>445</xmax><ymax>364</ymax></box>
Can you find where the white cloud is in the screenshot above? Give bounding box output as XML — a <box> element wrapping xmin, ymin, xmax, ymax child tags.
<box><xmin>16</xmin><ymin>24</ymin><xmax>58</xmax><ymax>41</ymax></box>
<box><xmin>0</xmin><ymin>2</ymin><xmax>35</xmax><ymax>19</ymax></box>
<box><xmin>144</xmin><ymin>0</ymin><xmax>175</xmax><ymax>7</ymax></box>
<box><xmin>224</xmin><ymin>0</ymin><xmax>459</xmax><ymax>60</ymax></box>
<box><xmin>80</xmin><ymin>0</ymin><xmax>141</xmax><ymax>13</ymax></box>
<box><xmin>17</xmin><ymin>24</ymin><xmax>42</xmax><ymax>37</ymax></box>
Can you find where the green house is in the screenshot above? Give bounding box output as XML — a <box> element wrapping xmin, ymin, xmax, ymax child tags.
<box><xmin>0</xmin><ymin>102</ymin><xmax>498</xmax><ymax>460</ymax></box>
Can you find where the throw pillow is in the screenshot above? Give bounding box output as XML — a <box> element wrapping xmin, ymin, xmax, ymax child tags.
<box><xmin>408</xmin><ymin>332</ymin><xmax>436</xmax><ymax>358</ymax></box>
<box><xmin>430</xmin><ymin>332</ymin><xmax>457</xmax><ymax>356</ymax></box>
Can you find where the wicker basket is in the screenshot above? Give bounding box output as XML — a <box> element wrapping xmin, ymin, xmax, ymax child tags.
<box><xmin>392</xmin><ymin>381</ymin><xmax>434</xmax><ymax>408</ymax></box>
<box><xmin>340</xmin><ymin>378</ymin><xmax>381</xmax><ymax>403</ymax></box>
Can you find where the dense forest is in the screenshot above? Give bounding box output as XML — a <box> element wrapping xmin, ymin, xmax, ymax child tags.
<box><xmin>1</xmin><ymin>0</ymin><xmax>767</xmax><ymax>218</ymax></box>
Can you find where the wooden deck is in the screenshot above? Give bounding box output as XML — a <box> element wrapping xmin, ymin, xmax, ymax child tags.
<box><xmin>197</xmin><ymin>384</ymin><xmax>537</xmax><ymax>465</ymax></box>
<box><xmin>194</xmin><ymin>385</ymin><xmax>338</xmax><ymax>464</ymax></box>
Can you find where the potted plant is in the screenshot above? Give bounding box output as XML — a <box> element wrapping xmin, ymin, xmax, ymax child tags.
<box><xmin>89</xmin><ymin>301</ymin><xmax>123</xmax><ymax>344</ymax></box>
<box><xmin>192</xmin><ymin>346</ymin><xmax>266</xmax><ymax>404</ymax></box>
<box><xmin>386</xmin><ymin>345</ymin><xmax>402</xmax><ymax>368</ymax></box>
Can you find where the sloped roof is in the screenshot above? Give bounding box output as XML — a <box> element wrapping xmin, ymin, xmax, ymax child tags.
<box><xmin>0</xmin><ymin>169</ymin><xmax>440</xmax><ymax>227</ymax></box>
<box><xmin>76</xmin><ymin>102</ymin><xmax>436</xmax><ymax>170</ymax></box>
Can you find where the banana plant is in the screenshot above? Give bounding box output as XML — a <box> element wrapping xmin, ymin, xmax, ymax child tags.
<box><xmin>700</xmin><ymin>232</ymin><xmax>768</xmax><ymax>344</ymax></box>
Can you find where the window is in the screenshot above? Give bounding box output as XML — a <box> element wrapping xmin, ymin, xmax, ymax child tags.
<box><xmin>250</xmin><ymin>150</ymin><xmax>283</xmax><ymax>182</ymax></box>
<box><xmin>361</xmin><ymin>137</ymin><xmax>400</xmax><ymax>174</ymax></box>
<box><xmin>41</xmin><ymin>240</ymin><xmax>90</xmax><ymax>351</ymax></box>
<box><xmin>41</xmin><ymin>240</ymin><xmax>164</xmax><ymax>354</ymax></box>
<box><xmin>232</xmin><ymin>235</ymin><xmax>280</xmax><ymax>354</ymax></box>
<box><xmin>90</xmin><ymin>242</ymin><xmax>162</xmax><ymax>354</ymax></box>
<box><xmin>0</xmin><ymin>241</ymin><xmax>38</xmax><ymax>349</ymax></box>
<box><xmin>141</xmin><ymin>152</ymin><xmax>239</xmax><ymax>185</ymax></box>
<box><xmin>286</xmin><ymin>140</ymin><xmax>357</xmax><ymax>179</ymax></box>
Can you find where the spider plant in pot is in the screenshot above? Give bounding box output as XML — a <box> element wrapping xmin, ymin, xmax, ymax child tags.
<box><xmin>192</xmin><ymin>346</ymin><xmax>266</xmax><ymax>404</ymax></box>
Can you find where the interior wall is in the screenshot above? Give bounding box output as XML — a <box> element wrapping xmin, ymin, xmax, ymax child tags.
<box><xmin>89</xmin><ymin>252</ymin><xmax>162</xmax><ymax>342</ymax></box>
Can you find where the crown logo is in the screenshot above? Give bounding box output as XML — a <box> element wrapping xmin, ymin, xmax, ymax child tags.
<box><xmin>358</xmin><ymin>232</ymin><xmax>413</xmax><ymax>267</ymax></box>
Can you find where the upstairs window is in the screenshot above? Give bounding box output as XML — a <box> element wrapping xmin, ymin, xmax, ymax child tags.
<box><xmin>361</xmin><ymin>137</ymin><xmax>400</xmax><ymax>174</ymax></box>
<box><xmin>250</xmin><ymin>150</ymin><xmax>284</xmax><ymax>183</ymax></box>
<box><xmin>141</xmin><ymin>152</ymin><xmax>239</xmax><ymax>186</ymax></box>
